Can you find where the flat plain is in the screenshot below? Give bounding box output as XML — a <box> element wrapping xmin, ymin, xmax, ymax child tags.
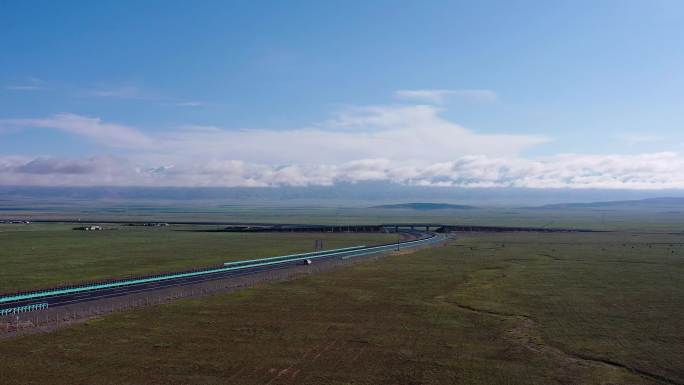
<box><xmin>0</xmin><ymin>223</ymin><xmax>396</xmax><ymax>294</ymax></box>
<box><xmin>5</xmin><ymin>199</ymin><xmax>684</xmax><ymax>231</ymax></box>
<box><xmin>1</xmin><ymin>228</ymin><xmax>683</xmax><ymax>385</ymax></box>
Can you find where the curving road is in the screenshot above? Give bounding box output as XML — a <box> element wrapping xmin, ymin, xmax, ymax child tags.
<box><xmin>0</xmin><ymin>231</ymin><xmax>448</xmax><ymax>315</ymax></box>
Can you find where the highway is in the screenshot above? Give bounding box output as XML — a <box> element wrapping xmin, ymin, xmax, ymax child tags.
<box><xmin>0</xmin><ymin>231</ymin><xmax>448</xmax><ymax>316</ymax></box>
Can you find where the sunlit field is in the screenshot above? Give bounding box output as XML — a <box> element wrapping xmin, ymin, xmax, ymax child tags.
<box><xmin>0</xmin><ymin>223</ymin><xmax>396</xmax><ymax>293</ymax></box>
<box><xmin>2</xmin><ymin>230</ymin><xmax>682</xmax><ymax>384</ymax></box>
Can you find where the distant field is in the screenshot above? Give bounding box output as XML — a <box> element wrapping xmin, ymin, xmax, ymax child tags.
<box><xmin>2</xmin><ymin>231</ymin><xmax>682</xmax><ymax>384</ymax></box>
<box><xmin>0</xmin><ymin>223</ymin><xmax>396</xmax><ymax>294</ymax></box>
<box><xmin>4</xmin><ymin>200</ymin><xmax>684</xmax><ymax>231</ymax></box>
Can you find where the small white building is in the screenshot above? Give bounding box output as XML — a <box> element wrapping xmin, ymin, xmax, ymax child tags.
<box><xmin>74</xmin><ymin>225</ymin><xmax>103</xmax><ymax>231</ymax></box>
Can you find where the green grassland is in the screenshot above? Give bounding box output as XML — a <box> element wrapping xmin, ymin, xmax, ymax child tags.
<box><xmin>2</xmin><ymin>231</ymin><xmax>683</xmax><ymax>384</ymax></box>
<box><xmin>0</xmin><ymin>223</ymin><xmax>396</xmax><ymax>294</ymax></box>
<box><xmin>5</xmin><ymin>200</ymin><xmax>684</xmax><ymax>231</ymax></box>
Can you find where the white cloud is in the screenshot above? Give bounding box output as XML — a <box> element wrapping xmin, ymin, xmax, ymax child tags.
<box><xmin>1</xmin><ymin>105</ymin><xmax>681</xmax><ymax>190</ymax></box>
<box><xmin>86</xmin><ymin>85</ymin><xmax>144</xmax><ymax>99</ymax></box>
<box><xmin>84</xmin><ymin>85</ymin><xmax>205</xmax><ymax>107</ymax></box>
<box><xmin>5</xmin><ymin>85</ymin><xmax>42</xmax><ymax>91</ymax></box>
<box><xmin>4</xmin><ymin>76</ymin><xmax>45</xmax><ymax>91</ymax></box>
<box><xmin>2</xmin><ymin>153</ymin><xmax>684</xmax><ymax>189</ymax></box>
<box><xmin>174</xmin><ymin>101</ymin><xmax>204</xmax><ymax>107</ymax></box>
<box><xmin>0</xmin><ymin>113</ymin><xmax>153</xmax><ymax>148</ymax></box>
<box><xmin>10</xmin><ymin>107</ymin><xmax>544</xmax><ymax>164</ymax></box>
<box><xmin>618</xmin><ymin>133</ymin><xmax>663</xmax><ymax>146</ymax></box>
<box><xmin>394</xmin><ymin>89</ymin><xmax>498</xmax><ymax>104</ymax></box>
<box><xmin>160</xmin><ymin>105</ymin><xmax>545</xmax><ymax>164</ymax></box>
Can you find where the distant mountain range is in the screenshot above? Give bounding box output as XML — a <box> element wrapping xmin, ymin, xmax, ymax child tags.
<box><xmin>2</xmin><ymin>185</ymin><xmax>684</xmax><ymax>207</ymax></box>
<box><xmin>371</xmin><ymin>203</ymin><xmax>477</xmax><ymax>210</ymax></box>
<box><xmin>533</xmin><ymin>197</ymin><xmax>684</xmax><ymax>209</ymax></box>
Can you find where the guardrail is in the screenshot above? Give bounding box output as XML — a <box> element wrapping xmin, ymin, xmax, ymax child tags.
<box><xmin>223</xmin><ymin>245</ymin><xmax>367</xmax><ymax>267</ymax></box>
<box><xmin>0</xmin><ymin>302</ymin><xmax>48</xmax><ymax>316</ymax></box>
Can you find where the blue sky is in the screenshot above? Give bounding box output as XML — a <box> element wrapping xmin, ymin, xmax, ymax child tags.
<box><xmin>1</xmin><ymin>1</ymin><xmax>684</xmax><ymax>188</ymax></box>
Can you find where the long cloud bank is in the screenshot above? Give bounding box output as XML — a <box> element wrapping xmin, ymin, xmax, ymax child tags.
<box><xmin>0</xmin><ymin>105</ymin><xmax>681</xmax><ymax>189</ymax></box>
<box><xmin>1</xmin><ymin>153</ymin><xmax>684</xmax><ymax>189</ymax></box>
